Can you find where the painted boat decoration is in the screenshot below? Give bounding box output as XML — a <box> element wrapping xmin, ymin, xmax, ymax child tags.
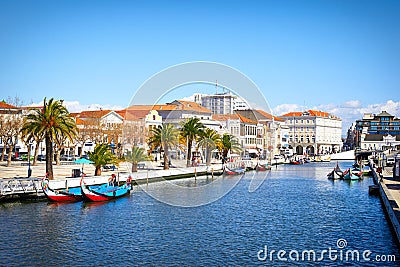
<box><xmin>343</xmin><ymin>168</ymin><xmax>362</xmax><ymax>180</ymax></box>
<box><xmin>80</xmin><ymin>175</ymin><xmax>132</xmax><ymax>202</ymax></box>
<box><xmin>224</xmin><ymin>166</ymin><xmax>245</xmax><ymax>175</ymax></box>
<box><xmin>42</xmin><ymin>178</ymin><xmax>83</xmax><ymax>202</ymax></box>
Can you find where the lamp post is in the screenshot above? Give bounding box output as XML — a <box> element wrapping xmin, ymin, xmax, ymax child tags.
<box><xmin>27</xmin><ymin>142</ymin><xmax>32</xmax><ymax>178</ymax></box>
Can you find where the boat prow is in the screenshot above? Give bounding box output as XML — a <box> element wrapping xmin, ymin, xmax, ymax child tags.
<box><xmin>42</xmin><ymin>178</ymin><xmax>83</xmax><ymax>202</ymax></box>
<box><xmin>80</xmin><ymin>176</ymin><xmax>132</xmax><ymax>202</ymax></box>
<box><xmin>224</xmin><ymin>166</ymin><xmax>245</xmax><ymax>175</ymax></box>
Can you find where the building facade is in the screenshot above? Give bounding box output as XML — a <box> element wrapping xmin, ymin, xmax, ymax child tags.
<box><xmin>354</xmin><ymin>111</ymin><xmax>400</xmax><ymax>151</ymax></box>
<box><xmin>280</xmin><ymin>110</ymin><xmax>342</xmax><ymax>155</ymax></box>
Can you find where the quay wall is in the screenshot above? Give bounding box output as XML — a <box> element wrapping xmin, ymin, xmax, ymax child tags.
<box><xmin>371</xmin><ymin>161</ymin><xmax>400</xmax><ymax>244</ymax></box>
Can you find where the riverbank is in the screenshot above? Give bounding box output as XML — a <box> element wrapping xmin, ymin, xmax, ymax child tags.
<box><xmin>371</xmin><ymin>161</ymin><xmax>400</xmax><ymax>244</ymax></box>
<box><xmin>0</xmin><ymin>160</ymin><xmax>224</xmax><ymax>201</ymax></box>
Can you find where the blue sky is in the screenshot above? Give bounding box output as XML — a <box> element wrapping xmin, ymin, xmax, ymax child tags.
<box><xmin>1</xmin><ymin>0</ymin><xmax>399</xmax><ymax>133</ymax></box>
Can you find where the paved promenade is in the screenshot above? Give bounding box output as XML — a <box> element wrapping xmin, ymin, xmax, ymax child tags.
<box><xmin>375</xmin><ymin>165</ymin><xmax>400</xmax><ymax>243</ymax></box>
<box><xmin>0</xmin><ymin>159</ymin><xmax>190</xmax><ymax>180</ymax></box>
<box><xmin>381</xmin><ymin>168</ymin><xmax>400</xmax><ymax>218</ymax></box>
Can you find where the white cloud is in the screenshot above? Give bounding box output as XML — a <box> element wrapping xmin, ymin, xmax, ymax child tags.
<box><xmin>341</xmin><ymin>100</ymin><xmax>361</xmax><ymax>108</ymax></box>
<box><xmin>273</xmin><ymin>103</ymin><xmax>302</xmax><ymax>116</ymax></box>
<box><xmin>28</xmin><ymin>100</ymin><xmax>124</xmax><ymax>113</ymax></box>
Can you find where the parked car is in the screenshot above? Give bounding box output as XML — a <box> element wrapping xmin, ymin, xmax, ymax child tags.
<box><xmin>37</xmin><ymin>155</ymin><xmax>46</xmax><ymax>161</ymax></box>
<box><xmin>60</xmin><ymin>154</ymin><xmax>74</xmax><ymax>161</ymax></box>
<box><xmin>21</xmin><ymin>155</ymin><xmax>34</xmax><ymax>161</ymax></box>
<box><xmin>12</xmin><ymin>155</ymin><xmax>23</xmax><ymax>161</ymax></box>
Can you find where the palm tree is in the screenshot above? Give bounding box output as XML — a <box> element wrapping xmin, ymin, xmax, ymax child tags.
<box><xmin>88</xmin><ymin>144</ymin><xmax>118</xmax><ymax>176</ymax></box>
<box><xmin>197</xmin><ymin>128</ymin><xmax>220</xmax><ymax>166</ymax></box>
<box><xmin>218</xmin><ymin>133</ymin><xmax>242</xmax><ymax>159</ymax></box>
<box><xmin>126</xmin><ymin>146</ymin><xmax>149</xmax><ymax>172</ymax></box>
<box><xmin>180</xmin><ymin>117</ymin><xmax>204</xmax><ymax>167</ymax></box>
<box><xmin>21</xmin><ymin>98</ymin><xmax>77</xmax><ymax>179</ymax></box>
<box><xmin>148</xmin><ymin>123</ymin><xmax>178</xmax><ymax>170</ymax></box>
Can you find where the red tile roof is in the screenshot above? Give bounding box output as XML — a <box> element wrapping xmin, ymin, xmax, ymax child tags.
<box><xmin>116</xmin><ymin>109</ymin><xmax>151</xmax><ymax>121</ymax></box>
<box><xmin>237</xmin><ymin>114</ymin><xmax>257</xmax><ymax>124</ymax></box>
<box><xmin>281</xmin><ymin>109</ymin><xmax>340</xmax><ymax>120</ymax></box>
<box><xmin>75</xmin><ymin>110</ymin><xmax>112</xmax><ymax>119</ymax></box>
<box><xmin>256</xmin><ymin>109</ymin><xmax>284</xmax><ymax>122</ymax></box>
<box><xmin>0</xmin><ymin>102</ymin><xmax>18</xmax><ymax>109</ymax></box>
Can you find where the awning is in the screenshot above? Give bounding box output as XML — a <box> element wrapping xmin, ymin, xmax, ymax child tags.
<box><xmin>247</xmin><ymin>149</ymin><xmax>259</xmax><ymax>154</ymax></box>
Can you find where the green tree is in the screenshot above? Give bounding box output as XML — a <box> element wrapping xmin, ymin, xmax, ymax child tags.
<box><xmin>197</xmin><ymin>128</ymin><xmax>221</xmax><ymax>166</ymax></box>
<box><xmin>218</xmin><ymin>133</ymin><xmax>242</xmax><ymax>159</ymax></box>
<box><xmin>126</xmin><ymin>146</ymin><xmax>149</xmax><ymax>172</ymax></box>
<box><xmin>148</xmin><ymin>123</ymin><xmax>178</xmax><ymax>170</ymax></box>
<box><xmin>180</xmin><ymin>117</ymin><xmax>204</xmax><ymax>167</ymax></box>
<box><xmin>88</xmin><ymin>143</ymin><xmax>118</xmax><ymax>176</ymax></box>
<box><xmin>21</xmin><ymin>98</ymin><xmax>77</xmax><ymax>179</ymax></box>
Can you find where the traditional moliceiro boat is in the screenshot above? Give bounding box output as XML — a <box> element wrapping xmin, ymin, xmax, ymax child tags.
<box><xmin>343</xmin><ymin>168</ymin><xmax>362</xmax><ymax>180</ymax></box>
<box><xmin>327</xmin><ymin>162</ymin><xmax>344</xmax><ymax>180</ymax></box>
<box><xmin>80</xmin><ymin>175</ymin><xmax>132</xmax><ymax>202</ymax></box>
<box><xmin>224</xmin><ymin>166</ymin><xmax>245</xmax><ymax>175</ymax></box>
<box><xmin>42</xmin><ymin>178</ymin><xmax>83</xmax><ymax>202</ymax></box>
<box><xmin>256</xmin><ymin>163</ymin><xmax>271</xmax><ymax>171</ymax></box>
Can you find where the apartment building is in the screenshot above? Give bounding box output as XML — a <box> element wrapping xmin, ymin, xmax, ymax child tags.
<box><xmin>280</xmin><ymin>110</ymin><xmax>342</xmax><ymax>155</ymax></box>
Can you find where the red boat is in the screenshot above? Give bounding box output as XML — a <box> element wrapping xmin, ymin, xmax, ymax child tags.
<box><xmin>41</xmin><ymin>178</ymin><xmax>83</xmax><ymax>202</ymax></box>
<box><xmin>224</xmin><ymin>166</ymin><xmax>245</xmax><ymax>175</ymax></box>
<box><xmin>256</xmin><ymin>164</ymin><xmax>271</xmax><ymax>171</ymax></box>
<box><xmin>80</xmin><ymin>175</ymin><xmax>132</xmax><ymax>202</ymax></box>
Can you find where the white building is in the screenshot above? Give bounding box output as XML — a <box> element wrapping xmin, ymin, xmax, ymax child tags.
<box><xmin>194</xmin><ymin>92</ymin><xmax>250</xmax><ymax>115</ymax></box>
<box><xmin>280</xmin><ymin>110</ymin><xmax>342</xmax><ymax>155</ymax></box>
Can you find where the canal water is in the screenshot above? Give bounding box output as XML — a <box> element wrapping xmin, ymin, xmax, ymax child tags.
<box><xmin>0</xmin><ymin>161</ymin><xmax>399</xmax><ymax>266</ymax></box>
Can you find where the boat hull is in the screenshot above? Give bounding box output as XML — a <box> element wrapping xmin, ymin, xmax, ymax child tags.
<box><xmin>80</xmin><ymin>178</ymin><xmax>131</xmax><ymax>202</ymax></box>
<box><xmin>224</xmin><ymin>167</ymin><xmax>245</xmax><ymax>175</ymax></box>
<box><xmin>42</xmin><ymin>179</ymin><xmax>83</xmax><ymax>202</ymax></box>
<box><xmin>256</xmin><ymin>164</ymin><xmax>271</xmax><ymax>171</ymax></box>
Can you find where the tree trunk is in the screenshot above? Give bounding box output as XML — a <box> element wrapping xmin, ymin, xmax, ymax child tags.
<box><xmin>206</xmin><ymin>147</ymin><xmax>211</xmax><ymax>166</ymax></box>
<box><xmin>186</xmin><ymin>140</ymin><xmax>192</xmax><ymax>167</ymax></box>
<box><xmin>45</xmin><ymin>134</ymin><xmax>54</xmax><ymax>179</ymax></box>
<box><xmin>163</xmin><ymin>145</ymin><xmax>169</xmax><ymax>170</ymax></box>
<box><xmin>0</xmin><ymin>138</ymin><xmax>8</xmax><ymax>161</ymax></box>
<box><xmin>7</xmin><ymin>145</ymin><xmax>14</xmax><ymax>167</ymax></box>
<box><xmin>131</xmin><ymin>162</ymin><xmax>138</xmax><ymax>172</ymax></box>
<box><xmin>95</xmin><ymin>166</ymin><xmax>102</xmax><ymax>176</ymax></box>
<box><xmin>79</xmin><ymin>143</ymin><xmax>84</xmax><ymax>157</ymax></box>
<box><xmin>33</xmin><ymin>143</ymin><xmax>40</xmax><ymax>166</ymax></box>
<box><xmin>55</xmin><ymin>149</ymin><xmax>61</xmax><ymax>165</ymax></box>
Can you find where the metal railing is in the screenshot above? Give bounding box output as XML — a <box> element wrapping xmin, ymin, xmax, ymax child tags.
<box><xmin>0</xmin><ymin>178</ymin><xmax>43</xmax><ymax>196</ymax></box>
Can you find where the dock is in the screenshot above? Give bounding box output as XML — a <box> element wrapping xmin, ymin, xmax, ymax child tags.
<box><xmin>0</xmin><ymin>178</ymin><xmax>44</xmax><ymax>200</ymax></box>
<box><xmin>371</xmin><ymin>161</ymin><xmax>400</xmax><ymax>244</ymax></box>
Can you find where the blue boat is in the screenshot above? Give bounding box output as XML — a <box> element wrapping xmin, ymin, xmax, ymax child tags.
<box><xmin>343</xmin><ymin>168</ymin><xmax>362</xmax><ymax>180</ymax></box>
<box><xmin>80</xmin><ymin>175</ymin><xmax>132</xmax><ymax>202</ymax></box>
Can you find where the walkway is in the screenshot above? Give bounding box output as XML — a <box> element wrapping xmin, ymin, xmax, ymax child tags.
<box><xmin>376</xmin><ymin>165</ymin><xmax>400</xmax><ymax>243</ymax></box>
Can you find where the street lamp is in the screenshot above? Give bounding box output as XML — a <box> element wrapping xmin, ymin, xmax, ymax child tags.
<box><xmin>27</xmin><ymin>142</ymin><xmax>33</xmax><ymax>178</ymax></box>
